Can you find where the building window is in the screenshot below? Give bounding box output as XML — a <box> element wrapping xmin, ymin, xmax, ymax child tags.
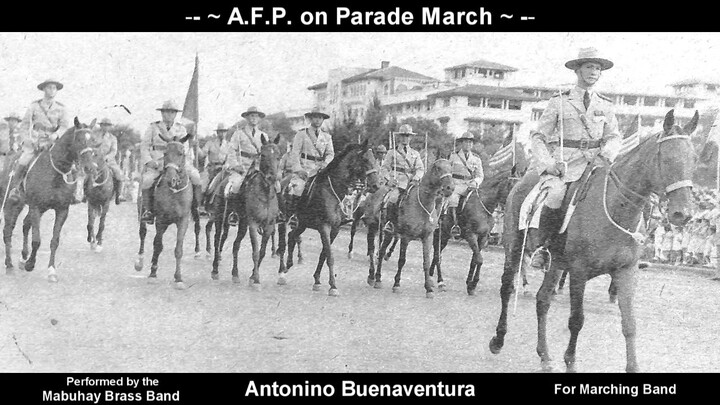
<box><xmin>443</xmin><ymin>98</ymin><xmax>451</xmax><ymax>107</ymax></box>
<box><xmin>624</xmin><ymin>96</ymin><xmax>637</xmax><ymax>106</ymax></box>
<box><xmin>494</xmin><ymin>71</ymin><xmax>504</xmax><ymax>79</ymax></box>
<box><xmin>426</xmin><ymin>102</ymin><xmax>432</xmax><ymax>111</ymax></box>
<box><xmin>531</xmin><ymin>110</ymin><xmax>543</xmax><ymax>121</ymax></box>
<box><xmin>479</xmin><ymin>69</ymin><xmax>487</xmax><ymax>78</ymax></box>
<box><xmin>384</xmin><ymin>84</ymin><xmax>389</xmax><ymax>95</ymax></box>
<box><xmin>487</xmin><ymin>98</ymin><xmax>504</xmax><ymax>109</ymax></box>
<box><xmin>641</xmin><ymin>116</ymin><xmax>655</xmax><ymax>127</ymax></box>
<box><xmin>643</xmin><ymin>97</ymin><xmax>658</xmax><ymax>107</ymax></box>
<box><xmin>508</xmin><ymin>99</ymin><xmax>522</xmax><ymax>110</ymax></box>
<box><xmin>468</xmin><ymin>97</ymin><xmax>484</xmax><ymax>107</ymax></box>
<box><xmin>684</xmin><ymin>99</ymin><xmax>695</xmax><ymax>108</ymax></box>
<box><xmin>396</xmin><ymin>84</ymin><xmax>408</xmax><ymax>93</ymax></box>
<box><xmin>708</xmin><ymin>85</ymin><xmax>717</xmax><ymax>91</ymax></box>
<box><xmin>665</xmin><ymin>98</ymin><xmax>677</xmax><ymax>107</ymax></box>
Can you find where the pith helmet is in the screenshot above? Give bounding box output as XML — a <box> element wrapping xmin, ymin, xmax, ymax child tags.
<box><xmin>565</xmin><ymin>47</ymin><xmax>614</xmax><ymax>71</ymax></box>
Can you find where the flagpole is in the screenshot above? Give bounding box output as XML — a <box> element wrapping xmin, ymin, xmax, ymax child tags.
<box><xmin>424</xmin><ymin>132</ymin><xmax>428</xmax><ymax>168</ymax></box>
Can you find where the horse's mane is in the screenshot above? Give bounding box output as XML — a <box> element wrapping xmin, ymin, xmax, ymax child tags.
<box><xmin>315</xmin><ymin>143</ymin><xmax>363</xmax><ymax>179</ymax></box>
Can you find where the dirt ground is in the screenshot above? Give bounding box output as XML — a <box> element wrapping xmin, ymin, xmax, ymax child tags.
<box><xmin>1</xmin><ymin>202</ymin><xmax>719</xmax><ymax>373</ymax></box>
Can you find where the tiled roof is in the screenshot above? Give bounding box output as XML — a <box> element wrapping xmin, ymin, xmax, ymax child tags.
<box><xmin>428</xmin><ymin>84</ymin><xmax>540</xmax><ymax>101</ymax></box>
<box><xmin>342</xmin><ymin>66</ymin><xmax>438</xmax><ymax>84</ymax></box>
<box><xmin>307</xmin><ymin>82</ymin><xmax>328</xmax><ymax>90</ymax></box>
<box><xmin>444</xmin><ymin>59</ymin><xmax>518</xmax><ymax>72</ymax></box>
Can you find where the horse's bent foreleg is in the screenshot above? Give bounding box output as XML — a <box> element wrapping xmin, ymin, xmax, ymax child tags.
<box><xmin>392</xmin><ymin>237</ymin><xmax>410</xmax><ymax>293</ymax></box>
<box><xmin>47</xmin><ymin>208</ymin><xmax>69</xmax><ymax>282</ymax></box>
<box><xmin>231</xmin><ymin>224</ymin><xmax>247</xmax><ymax>283</ymax></box>
<box><xmin>489</xmin><ymin>232</ymin><xmax>524</xmax><ymax>355</ymax></box>
<box><xmin>150</xmin><ymin>222</ymin><xmax>168</xmax><ymax>279</ymax></box>
<box><xmin>25</xmin><ymin>207</ymin><xmax>43</xmax><ymax>273</ymax></box>
<box><xmin>4</xmin><ymin>203</ymin><xmax>24</xmax><ymax>272</ymax></box>
<box><xmin>563</xmin><ymin>271</ymin><xmax>587</xmax><ymax>373</ymax></box>
<box><xmin>536</xmin><ymin>263</ymin><xmax>564</xmax><ymax>371</ymax></box>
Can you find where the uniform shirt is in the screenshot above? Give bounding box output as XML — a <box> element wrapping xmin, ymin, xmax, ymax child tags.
<box><xmin>93</xmin><ymin>130</ymin><xmax>119</xmax><ymax>162</ymax></box>
<box><xmin>381</xmin><ymin>144</ymin><xmax>424</xmax><ymax>189</ymax></box>
<box><xmin>226</xmin><ymin>125</ymin><xmax>268</xmax><ymax>174</ymax></box>
<box><xmin>140</xmin><ymin>121</ymin><xmax>193</xmax><ymax>168</ymax></box>
<box><xmin>20</xmin><ymin>98</ymin><xmax>70</xmax><ymax>144</ymax></box>
<box><xmin>449</xmin><ymin>149</ymin><xmax>484</xmax><ymax>186</ymax></box>
<box><xmin>290</xmin><ymin>126</ymin><xmax>334</xmax><ymax>177</ymax></box>
<box><xmin>530</xmin><ymin>86</ymin><xmax>621</xmax><ymax>182</ymax></box>
<box><xmin>201</xmin><ymin>136</ymin><xmax>229</xmax><ymax>166</ymax></box>
<box><xmin>279</xmin><ymin>149</ymin><xmax>300</xmax><ymax>178</ymax></box>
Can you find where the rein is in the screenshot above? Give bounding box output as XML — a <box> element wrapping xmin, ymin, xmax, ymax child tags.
<box><xmin>162</xmin><ymin>163</ymin><xmax>190</xmax><ymax>194</ymax></box>
<box><xmin>91</xmin><ymin>165</ymin><xmax>111</xmax><ymax>188</ymax></box>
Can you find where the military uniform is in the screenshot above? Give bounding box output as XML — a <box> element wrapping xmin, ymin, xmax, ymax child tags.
<box><xmin>448</xmin><ymin>149</ymin><xmax>484</xmax><ymax>208</ymax></box>
<box><xmin>93</xmin><ymin>130</ymin><xmax>124</xmax><ymax>181</ymax></box>
<box><xmin>140</xmin><ymin>121</ymin><xmax>200</xmax><ymax>189</ymax></box>
<box><xmin>289</xmin><ymin>126</ymin><xmax>334</xmax><ymax>196</ymax></box>
<box><xmin>530</xmin><ymin>86</ymin><xmax>621</xmax><ymax>208</ymax></box>
<box><xmin>18</xmin><ymin>98</ymin><xmax>70</xmax><ymax>165</ymax></box>
<box><xmin>223</xmin><ymin>125</ymin><xmax>269</xmax><ymax>196</ymax></box>
<box><xmin>381</xmin><ymin>144</ymin><xmax>424</xmax><ymax>204</ymax></box>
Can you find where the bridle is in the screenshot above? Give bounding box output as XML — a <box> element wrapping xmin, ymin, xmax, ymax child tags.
<box><xmin>162</xmin><ymin>142</ymin><xmax>190</xmax><ymax>193</ymax></box>
<box><xmin>49</xmin><ymin>127</ymin><xmax>94</xmax><ymax>185</ymax></box>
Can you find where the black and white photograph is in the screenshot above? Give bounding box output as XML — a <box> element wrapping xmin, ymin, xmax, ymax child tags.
<box><xmin>1</xmin><ymin>5</ymin><xmax>719</xmax><ymax>401</ymax></box>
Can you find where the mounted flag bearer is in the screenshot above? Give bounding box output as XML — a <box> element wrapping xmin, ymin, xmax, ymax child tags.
<box><xmin>287</xmin><ymin>107</ymin><xmax>335</xmax><ymax>224</ymax></box>
<box><xmin>8</xmin><ymin>78</ymin><xmax>76</xmax><ymax>203</ymax></box>
<box><xmin>447</xmin><ymin>131</ymin><xmax>484</xmax><ymax>238</ymax></box>
<box><xmin>139</xmin><ymin>100</ymin><xmax>202</xmax><ymax>224</ymax></box>
<box><xmin>525</xmin><ymin>47</ymin><xmax>622</xmax><ymax>270</ymax></box>
<box><xmin>381</xmin><ymin>124</ymin><xmax>425</xmax><ymax>232</ymax></box>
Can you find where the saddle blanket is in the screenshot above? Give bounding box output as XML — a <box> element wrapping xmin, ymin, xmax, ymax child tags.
<box><xmin>518</xmin><ymin>177</ymin><xmax>581</xmax><ymax>234</ymax></box>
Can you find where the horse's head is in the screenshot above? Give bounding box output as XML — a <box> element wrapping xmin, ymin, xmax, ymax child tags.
<box><xmin>652</xmin><ymin>109</ymin><xmax>698</xmax><ymax>226</ymax></box>
<box><xmin>425</xmin><ymin>158</ymin><xmax>454</xmax><ymax>197</ymax></box>
<box><xmin>259</xmin><ymin>134</ymin><xmax>282</xmax><ymax>183</ymax></box>
<box><xmin>344</xmin><ymin>139</ymin><xmax>380</xmax><ymax>193</ymax></box>
<box><xmin>67</xmin><ymin>117</ymin><xmax>97</xmax><ymax>173</ymax></box>
<box><xmin>162</xmin><ymin>141</ymin><xmax>187</xmax><ymax>191</ymax></box>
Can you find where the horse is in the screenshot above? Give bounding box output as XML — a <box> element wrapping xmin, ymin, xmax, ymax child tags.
<box><xmin>210</xmin><ymin>135</ymin><xmax>282</xmax><ymax>287</ymax></box>
<box><xmin>430</xmin><ymin>165</ymin><xmax>521</xmax><ymax>296</ymax></box>
<box><xmin>84</xmin><ymin>147</ymin><xmax>114</xmax><ymax>252</ymax></box>
<box><xmin>277</xmin><ymin>140</ymin><xmax>380</xmax><ymax>296</ymax></box>
<box><xmin>489</xmin><ymin>109</ymin><xmax>697</xmax><ymax>372</ymax></box>
<box><xmin>1</xmin><ymin>117</ymin><xmax>97</xmax><ymax>281</ymax></box>
<box><xmin>133</xmin><ymin>141</ymin><xmax>194</xmax><ymax>289</ymax></box>
<box><xmin>369</xmin><ymin>159</ymin><xmax>455</xmax><ymax>298</ymax></box>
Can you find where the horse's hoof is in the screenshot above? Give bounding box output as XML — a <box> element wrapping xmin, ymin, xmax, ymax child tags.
<box><xmin>277</xmin><ymin>274</ymin><xmax>287</xmax><ymax>285</ymax></box>
<box><xmin>24</xmin><ymin>262</ymin><xmax>35</xmax><ymax>272</ymax></box>
<box><xmin>347</xmin><ymin>251</ymin><xmax>353</xmax><ymax>260</ymax></box>
<box><xmin>312</xmin><ymin>283</ymin><xmax>321</xmax><ymax>291</ymax></box>
<box><xmin>6</xmin><ymin>266</ymin><xmax>14</xmax><ymax>276</ymax></box>
<box><xmin>174</xmin><ymin>282</ymin><xmax>187</xmax><ymax>290</ymax></box>
<box><xmin>95</xmin><ymin>245</ymin><xmax>103</xmax><ymax>253</ymax></box>
<box><xmin>608</xmin><ymin>294</ymin><xmax>617</xmax><ymax>304</ymax></box>
<box><xmin>383</xmin><ymin>254</ymin><xmax>391</xmax><ymax>261</ymax></box>
<box><xmin>297</xmin><ymin>257</ymin><xmax>304</xmax><ymax>265</ymax></box>
<box><xmin>426</xmin><ymin>291</ymin><xmax>435</xmax><ymax>299</ymax></box>
<box><xmin>392</xmin><ymin>286</ymin><xmax>401</xmax><ymax>293</ymax></box>
<box><xmin>565</xmin><ymin>363</ymin><xmax>577</xmax><ymax>373</ymax></box>
<box><xmin>147</xmin><ymin>277</ymin><xmax>159</xmax><ymax>284</ymax></box>
<box><xmin>438</xmin><ymin>282</ymin><xmax>447</xmax><ymax>292</ymax></box>
<box><xmin>134</xmin><ymin>258</ymin><xmax>143</xmax><ymax>272</ymax></box>
<box><xmin>90</xmin><ymin>242</ymin><xmax>97</xmax><ymax>251</ymax></box>
<box><xmin>47</xmin><ymin>274</ymin><xmax>58</xmax><ymax>283</ymax></box>
<box><xmin>194</xmin><ymin>251</ymin><xmax>202</xmax><ymax>259</ymax></box>
<box><xmin>18</xmin><ymin>261</ymin><xmax>25</xmax><ymax>271</ymax></box>
<box><xmin>232</xmin><ymin>276</ymin><xmax>242</xmax><ymax>284</ymax></box>
<box><xmin>373</xmin><ymin>281</ymin><xmax>382</xmax><ymax>289</ymax></box>
<box><xmin>205</xmin><ymin>252</ymin><xmax>212</xmax><ymax>261</ymax></box>
<box><xmin>328</xmin><ymin>288</ymin><xmax>339</xmax><ymax>297</ymax></box>
<box><xmin>249</xmin><ymin>281</ymin><xmax>262</xmax><ymax>291</ymax></box>
<box><xmin>366</xmin><ymin>277</ymin><xmax>375</xmax><ymax>287</ymax></box>
<box><xmin>540</xmin><ymin>360</ymin><xmax>558</xmax><ymax>373</ymax></box>
<box><xmin>211</xmin><ymin>273</ymin><xmax>219</xmax><ymax>281</ymax></box>
<box><xmin>467</xmin><ymin>288</ymin><xmax>476</xmax><ymax>296</ymax></box>
<box><xmin>488</xmin><ymin>337</ymin><xmax>503</xmax><ymax>355</ymax></box>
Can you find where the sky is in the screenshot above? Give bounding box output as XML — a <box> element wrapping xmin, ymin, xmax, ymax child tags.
<box><xmin>1</xmin><ymin>32</ymin><xmax>719</xmax><ymax>136</ymax></box>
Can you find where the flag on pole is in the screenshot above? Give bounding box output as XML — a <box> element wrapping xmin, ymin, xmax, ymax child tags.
<box><xmin>182</xmin><ymin>54</ymin><xmax>199</xmax><ymax>166</ymax></box>
<box><xmin>618</xmin><ymin>114</ymin><xmax>642</xmax><ymax>156</ymax></box>
<box><xmin>488</xmin><ymin>142</ymin><xmax>515</xmax><ymax>169</ymax></box>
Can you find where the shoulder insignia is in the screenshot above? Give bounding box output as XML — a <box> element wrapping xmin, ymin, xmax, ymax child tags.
<box><xmin>596</xmin><ymin>93</ymin><xmax>613</xmax><ymax>102</ymax></box>
<box><xmin>551</xmin><ymin>90</ymin><xmax>571</xmax><ymax>97</ymax></box>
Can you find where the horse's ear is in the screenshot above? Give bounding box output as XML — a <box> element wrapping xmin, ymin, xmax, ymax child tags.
<box><xmin>663</xmin><ymin>109</ymin><xmax>675</xmax><ymax>133</ymax></box>
<box><xmin>261</xmin><ymin>135</ymin><xmax>268</xmax><ymax>146</ymax></box>
<box><xmin>74</xmin><ymin>116</ymin><xmax>81</xmax><ymax>129</ymax></box>
<box><xmin>683</xmin><ymin>110</ymin><xmax>700</xmax><ymax>135</ymax></box>
<box><xmin>360</xmin><ymin>138</ymin><xmax>369</xmax><ymax>149</ymax></box>
<box><xmin>274</xmin><ymin>134</ymin><xmax>281</xmax><ymax>145</ymax></box>
<box><xmin>89</xmin><ymin>118</ymin><xmax>97</xmax><ymax>129</ymax></box>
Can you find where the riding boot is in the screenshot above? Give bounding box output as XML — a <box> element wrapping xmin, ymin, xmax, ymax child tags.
<box><xmin>113</xmin><ymin>178</ymin><xmax>124</xmax><ymax>205</ymax></box>
<box><xmin>7</xmin><ymin>162</ymin><xmax>29</xmax><ymax>202</ymax></box>
<box><xmin>192</xmin><ymin>184</ymin><xmax>203</xmax><ymax>211</ymax></box>
<box><xmin>383</xmin><ymin>203</ymin><xmax>397</xmax><ymax>234</ymax></box>
<box><xmin>276</xmin><ymin>192</ymin><xmax>287</xmax><ymax>222</ymax></box>
<box><xmin>529</xmin><ymin>206</ymin><xmax>563</xmax><ymax>270</ymax></box>
<box><xmin>140</xmin><ymin>188</ymin><xmax>155</xmax><ymax>224</ymax></box>
<box><xmin>226</xmin><ymin>192</ymin><xmax>240</xmax><ymax>227</ymax></box>
<box><xmin>286</xmin><ymin>195</ymin><xmax>299</xmax><ymax>229</ymax></box>
<box><xmin>449</xmin><ymin>206</ymin><xmax>462</xmax><ymax>238</ymax></box>
<box><xmin>82</xmin><ymin>178</ymin><xmax>89</xmax><ymax>203</ymax></box>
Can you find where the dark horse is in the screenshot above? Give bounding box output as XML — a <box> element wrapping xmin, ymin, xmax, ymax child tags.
<box><xmin>431</xmin><ymin>164</ymin><xmax>522</xmax><ymax>296</ymax></box>
<box><xmin>133</xmin><ymin>141</ymin><xmax>194</xmax><ymax>289</ymax></box>
<box><xmin>346</xmin><ymin>183</ymin><xmax>399</xmax><ymax>264</ymax></box>
<box><xmin>1</xmin><ymin>117</ymin><xmax>96</xmax><ymax>281</ymax></box>
<box><xmin>277</xmin><ymin>140</ymin><xmax>380</xmax><ymax>296</ymax></box>
<box><xmin>370</xmin><ymin>159</ymin><xmax>455</xmax><ymax>298</ymax></box>
<box><xmin>210</xmin><ymin>135</ymin><xmax>282</xmax><ymax>287</ymax></box>
<box><xmin>489</xmin><ymin>110</ymin><xmax>697</xmax><ymax>372</ymax></box>
<box><xmin>84</xmin><ymin>148</ymin><xmax>114</xmax><ymax>252</ymax></box>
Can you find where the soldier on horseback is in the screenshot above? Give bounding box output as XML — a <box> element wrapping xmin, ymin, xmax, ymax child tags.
<box><xmin>8</xmin><ymin>78</ymin><xmax>81</xmax><ymax>204</ymax></box>
<box><xmin>1</xmin><ymin>112</ymin><xmax>22</xmax><ymax>156</ymax></box>
<box><xmin>287</xmin><ymin>107</ymin><xmax>335</xmax><ymax>225</ymax></box>
<box><xmin>381</xmin><ymin>124</ymin><xmax>425</xmax><ymax>232</ymax></box>
<box><xmin>447</xmin><ymin>131</ymin><xmax>484</xmax><ymax>238</ymax></box>
<box><xmin>87</xmin><ymin>118</ymin><xmax>126</xmax><ymax>205</ymax></box>
<box><xmin>526</xmin><ymin>47</ymin><xmax>623</xmax><ymax>270</ymax></box>
<box><xmin>199</xmin><ymin>122</ymin><xmax>230</xmax><ymax>207</ymax></box>
<box><xmin>139</xmin><ymin>100</ymin><xmax>202</xmax><ymax>224</ymax></box>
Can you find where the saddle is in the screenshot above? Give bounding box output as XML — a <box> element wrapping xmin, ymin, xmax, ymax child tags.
<box><xmin>518</xmin><ymin>163</ymin><xmax>597</xmax><ymax>233</ymax></box>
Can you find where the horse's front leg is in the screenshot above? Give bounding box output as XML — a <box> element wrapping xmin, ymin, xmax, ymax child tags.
<box><xmin>433</xmin><ymin>226</ymin><xmax>451</xmax><ymax>292</ymax></box>
<box><xmin>46</xmin><ymin>207</ymin><xmax>69</xmax><ymax>282</ymax></box>
<box><xmin>231</xmin><ymin>222</ymin><xmax>247</xmax><ymax>284</ymax></box>
<box><xmin>287</xmin><ymin>225</ymin><xmax>306</xmax><ymax>270</ymax></box>
<box><xmin>87</xmin><ymin>203</ymin><xmax>96</xmax><ymax>246</ymax></box>
<box><xmin>4</xmin><ymin>203</ymin><xmax>24</xmax><ymax>273</ymax></box>
<box><xmin>135</xmin><ymin>219</ymin><xmax>147</xmax><ymax>271</ymax></box>
<box><xmin>173</xmin><ymin>217</ymin><xmax>190</xmax><ymax>289</ymax></box>
<box><xmin>422</xmin><ymin>233</ymin><xmax>435</xmax><ymax>298</ymax></box>
<box><xmin>613</xmin><ymin>266</ymin><xmax>639</xmax><ymax>373</ymax></box>
<box><xmin>563</xmin><ymin>271</ymin><xmax>588</xmax><ymax>373</ymax></box>
<box><xmin>211</xmin><ymin>209</ymin><xmax>224</xmax><ymax>280</ymax></box>
<box><xmin>373</xmin><ymin>229</ymin><xmax>394</xmax><ymax>288</ymax></box>
<box><xmin>192</xmin><ymin>206</ymin><xmax>202</xmax><ymax>258</ymax></box>
<box><xmin>24</xmin><ymin>207</ymin><xmax>43</xmax><ymax>273</ymax></box>
<box><xmin>466</xmin><ymin>232</ymin><xmax>481</xmax><ymax>295</ymax></box>
<box><xmin>96</xmin><ymin>202</ymin><xmax>110</xmax><ymax>252</ymax></box>
<box><xmin>392</xmin><ymin>237</ymin><xmax>410</xmax><ymax>293</ymax></box>
<box><xmin>489</xmin><ymin>231</ymin><xmax>525</xmax><ymax>355</ymax></box>
<box><xmin>149</xmin><ymin>222</ymin><xmax>168</xmax><ymax>282</ymax></box>
<box><xmin>366</xmin><ymin>222</ymin><xmax>378</xmax><ymax>286</ymax></box>
<box><xmin>320</xmin><ymin>225</ymin><xmax>340</xmax><ymax>297</ymax></box>
<box><xmin>536</xmin><ymin>261</ymin><xmax>565</xmax><ymax>371</ymax></box>
<box><xmin>348</xmin><ymin>217</ymin><xmax>358</xmax><ymax>259</ymax></box>
<box><xmin>21</xmin><ymin>211</ymin><xmax>31</xmax><ymax>264</ymax></box>
<box><xmin>205</xmin><ymin>216</ymin><xmax>214</xmax><ymax>260</ymax></box>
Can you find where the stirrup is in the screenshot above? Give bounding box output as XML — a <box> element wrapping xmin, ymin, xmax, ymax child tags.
<box><xmin>228</xmin><ymin>212</ymin><xmax>239</xmax><ymax>227</ymax></box>
<box><xmin>383</xmin><ymin>221</ymin><xmax>395</xmax><ymax>234</ymax></box>
<box><xmin>528</xmin><ymin>246</ymin><xmax>551</xmax><ymax>273</ymax></box>
<box><xmin>288</xmin><ymin>214</ymin><xmax>299</xmax><ymax>230</ymax></box>
<box><xmin>450</xmin><ymin>224</ymin><xmax>462</xmax><ymax>239</ymax></box>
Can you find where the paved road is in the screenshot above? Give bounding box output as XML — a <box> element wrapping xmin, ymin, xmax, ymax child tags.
<box><xmin>0</xmin><ymin>202</ymin><xmax>718</xmax><ymax>373</ymax></box>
